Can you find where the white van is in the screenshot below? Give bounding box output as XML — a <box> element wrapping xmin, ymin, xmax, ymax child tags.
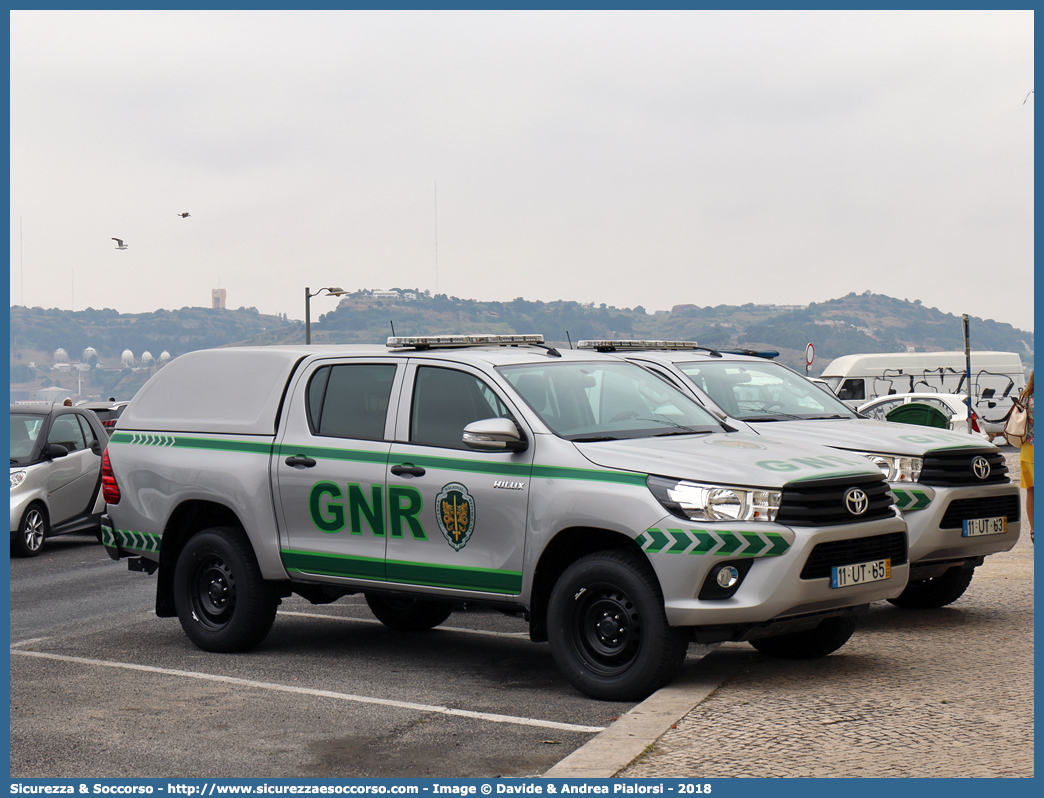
<box><xmin>821</xmin><ymin>351</ymin><xmax>1027</xmax><ymax>434</ymax></box>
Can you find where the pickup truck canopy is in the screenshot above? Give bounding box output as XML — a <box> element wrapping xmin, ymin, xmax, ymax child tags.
<box><xmin>118</xmin><ymin>347</ymin><xmax>309</xmax><ymax>435</ymax></box>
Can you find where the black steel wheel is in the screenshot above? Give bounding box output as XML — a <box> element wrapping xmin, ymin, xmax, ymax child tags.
<box><xmin>887</xmin><ymin>566</ymin><xmax>975</xmax><ymax>609</ymax></box>
<box><xmin>750</xmin><ymin>615</ymin><xmax>859</xmax><ymax>659</ymax></box>
<box><xmin>13</xmin><ymin>504</ymin><xmax>48</xmax><ymax>558</ymax></box>
<box><xmin>173</xmin><ymin>526</ymin><xmax>278</xmax><ymax>652</ymax></box>
<box><xmin>547</xmin><ymin>549</ymin><xmax>688</xmax><ymax>701</ymax></box>
<box><xmin>365</xmin><ymin>594</ymin><xmax>453</xmax><ymax>631</ymax></box>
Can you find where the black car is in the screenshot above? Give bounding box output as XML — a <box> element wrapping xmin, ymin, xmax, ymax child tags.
<box><xmin>80</xmin><ymin>400</ymin><xmax>130</xmax><ymax>437</ymax></box>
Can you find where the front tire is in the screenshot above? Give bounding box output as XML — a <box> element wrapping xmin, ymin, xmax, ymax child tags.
<box><xmin>172</xmin><ymin>526</ymin><xmax>278</xmax><ymax>652</ymax></box>
<box><xmin>749</xmin><ymin>615</ymin><xmax>858</xmax><ymax>659</ymax></box>
<box><xmin>13</xmin><ymin>504</ymin><xmax>48</xmax><ymax>557</ymax></box>
<box><xmin>887</xmin><ymin>566</ymin><xmax>975</xmax><ymax>609</ymax></box>
<box><xmin>547</xmin><ymin>549</ymin><xmax>689</xmax><ymax>701</ymax></box>
<box><xmin>365</xmin><ymin>594</ymin><xmax>453</xmax><ymax>631</ymax></box>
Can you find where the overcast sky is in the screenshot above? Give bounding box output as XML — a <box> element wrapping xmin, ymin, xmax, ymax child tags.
<box><xmin>9</xmin><ymin>9</ymin><xmax>1035</xmax><ymax>331</ymax></box>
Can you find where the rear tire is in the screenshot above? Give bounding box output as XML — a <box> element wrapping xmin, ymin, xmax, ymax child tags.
<box><xmin>173</xmin><ymin>526</ymin><xmax>278</xmax><ymax>652</ymax></box>
<box><xmin>547</xmin><ymin>549</ymin><xmax>689</xmax><ymax>701</ymax></box>
<box><xmin>750</xmin><ymin>615</ymin><xmax>858</xmax><ymax>659</ymax></box>
<box><xmin>13</xmin><ymin>504</ymin><xmax>48</xmax><ymax>557</ymax></box>
<box><xmin>887</xmin><ymin>566</ymin><xmax>974</xmax><ymax>609</ymax></box>
<box><xmin>365</xmin><ymin>594</ymin><xmax>453</xmax><ymax>631</ymax></box>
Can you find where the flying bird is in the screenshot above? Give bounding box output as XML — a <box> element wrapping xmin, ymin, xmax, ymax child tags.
<box><xmin>177</xmin><ymin>212</ymin><xmax>190</xmax><ymax>218</ymax></box>
<box><xmin>112</xmin><ymin>238</ymin><xmax>128</xmax><ymax>250</ymax></box>
<box><xmin>1024</xmin><ymin>90</ymin><xmax>1034</xmax><ymax>104</ymax></box>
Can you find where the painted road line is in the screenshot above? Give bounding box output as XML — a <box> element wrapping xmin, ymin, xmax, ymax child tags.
<box><xmin>543</xmin><ymin>645</ymin><xmax>753</xmax><ymax>778</ymax></box>
<box><xmin>277</xmin><ymin>610</ymin><xmax>531</xmax><ymax>638</ymax></box>
<box><xmin>11</xmin><ymin>649</ymin><xmax>604</xmax><ymax>734</ymax></box>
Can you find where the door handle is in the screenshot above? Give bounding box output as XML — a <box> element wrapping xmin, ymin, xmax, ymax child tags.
<box><xmin>285</xmin><ymin>455</ymin><xmax>317</xmax><ymax>468</ymax></box>
<box><xmin>391</xmin><ymin>464</ymin><xmax>426</xmax><ymax>477</ymax></box>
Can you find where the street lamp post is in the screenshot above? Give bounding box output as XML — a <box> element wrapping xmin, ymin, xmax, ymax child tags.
<box><xmin>305</xmin><ymin>286</ymin><xmax>347</xmax><ymax>344</ymax></box>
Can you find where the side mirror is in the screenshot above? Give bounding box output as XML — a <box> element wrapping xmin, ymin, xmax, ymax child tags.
<box><xmin>463</xmin><ymin>418</ymin><xmax>527</xmax><ymax>452</ymax></box>
<box><xmin>45</xmin><ymin>443</ymin><xmax>69</xmax><ymax>459</ymax></box>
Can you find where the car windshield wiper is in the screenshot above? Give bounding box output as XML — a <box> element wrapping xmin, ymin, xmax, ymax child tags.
<box><xmin>803</xmin><ymin>414</ymin><xmax>854</xmax><ymax>420</ymax></box>
<box><xmin>571</xmin><ymin>435</ymin><xmax>621</xmax><ymax>442</ymax></box>
<box><xmin>742</xmin><ymin>413</ymin><xmax>805</xmax><ymax>421</ymax></box>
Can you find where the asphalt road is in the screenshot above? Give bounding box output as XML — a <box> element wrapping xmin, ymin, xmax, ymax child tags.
<box><xmin>10</xmin><ymin>536</ymin><xmax>639</xmax><ymax>778</ymax></box>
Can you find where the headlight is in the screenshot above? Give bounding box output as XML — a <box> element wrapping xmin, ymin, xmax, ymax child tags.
<box><xmin>648</xmin><ymin>476</ymin><xmax>781</xmax><ymax>522</ymax></box>
<box><xmin>859</xmin><ymin>453</ymin><xmax>923</xmax><ymax>483</ymax></box>
<box><xmin>10</xmin><ymin>470</ymin><xmax>26</xmax><ymax>490</ymax></box>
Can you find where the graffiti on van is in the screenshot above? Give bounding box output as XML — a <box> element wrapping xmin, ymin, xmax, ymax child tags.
<box><xmin>872</xmin><ymin>367</ymin><xmax>1017</xmax><ymax>425</ymax></box>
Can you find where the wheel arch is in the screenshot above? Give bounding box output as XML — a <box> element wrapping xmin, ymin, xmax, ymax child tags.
<box><xmin>155</xmin><ymin>500</ymin><xmax>247</xmax><ymax>617</ymax></box>
<box><xmin>528</xmin><ymin>526</ymin><xmax>649</xmax><ymax>642</ymax></box>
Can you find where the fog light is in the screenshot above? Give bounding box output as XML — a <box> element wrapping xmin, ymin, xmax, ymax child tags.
<box><xmin>716</xmin><ymin>565</ymin><xmax>740</xmax><ymax>589</ymax></box>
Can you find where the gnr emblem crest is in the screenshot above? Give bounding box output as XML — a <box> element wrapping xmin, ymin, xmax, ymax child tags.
<box><xmin>436</xmin><ymin>482</ymin><xmax>476</xmax><ymax>551</ymax></box>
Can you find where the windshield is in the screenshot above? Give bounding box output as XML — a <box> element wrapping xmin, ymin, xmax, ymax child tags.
<box><xmin>10</xmin><ymin>414</ymin><xmax>45</xmax><ymax>463</ymax></box>
<box><xmin>499</xmin><ymin>361</ymin><xmax>723</xmax><ymax>441</ymax></box>
<box><xmin>675</xmin><ymin>361</ymin><xmax>857</xmax><ymax>421</ymax></box>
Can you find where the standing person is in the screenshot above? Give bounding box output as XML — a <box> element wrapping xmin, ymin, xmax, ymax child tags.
<box><xmin>1019</xmin><ymin>371</ymin><xmax>1034</xmax><ymax>544</ymax></box>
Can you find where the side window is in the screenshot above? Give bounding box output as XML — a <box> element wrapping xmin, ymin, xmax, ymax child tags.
<box><xmin>922</xmin><ymin>398</ymin><xmax>955</xmax><ymax>415</ymax></box>
<box><xmin>864</xmin><ymin>399</ymin><xmax>901</xmax><ymax>421</ymax></box>
<box><xmin>307</xmin><ymin>364</ymin><xmax>396</xmax><ymax>441</ymax></box>
<box><xmin>47</xmin><ymin>415</ymin><xmax>87</xmax><ymax>452</ymax></box>
<box><xmin>411</xmin><ymin>366</ymin><xmax>513</xmax><ymax>450</ymax></box>
<box><xmin>838</xmin><ymin>378</ymin><xmax>865</xmax><ymax>402</ymax></box>
<box><xmin>76</xmin><ymin>415</ymin><xmax>98</xmax><ymax>449</ymax></box>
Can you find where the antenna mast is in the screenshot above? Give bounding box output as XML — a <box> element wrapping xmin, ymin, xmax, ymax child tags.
<box><xmin>434</xmin><ymin>181</ymin><xmax>439</xmax><ymax>295</ymax></box>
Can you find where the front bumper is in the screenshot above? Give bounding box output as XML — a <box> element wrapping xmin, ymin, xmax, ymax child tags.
<box><xmin>649</xmin><ymin>514</ymin><xmax>909</xmax><ymax>628</ymax></box>
<box><xmin>901</xmin><ymin>482</ymin><xmax>1021</xmax><ymax>566</ymax></box>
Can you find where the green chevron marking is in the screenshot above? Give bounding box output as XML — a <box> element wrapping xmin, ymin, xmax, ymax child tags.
<box><xmin>765</xmin><ymin>533</ymin><xmax>790</xmax><ymax>556</ymax></box>
<box><xmin>892</xmin><ymin>488</ymin><xmax>931</xmax><ymax>511</ymax></box>
<box><xmin>635</xmin><ymin>530</ymin><xmax>651</xmax><ymax>548</ymax></box>
<box><xmin>643</xmin><ymin>528</ymin><xmax>670</xmax><ymax>553</ymax></box>
<box><xmin>716</xmin><ymin>531</ymin><xmax>742</xmax><ymax>555</ymax></box>
<box><xmin>690</xmin><ymin>530</ymin><xmax>717</xmax><ymax>555</ymax></box>
<box><xmin>738</xmin><ymin>532</ymin><xmax>767</xmax><ymax>556</ymax></box>
<box><xmin>907</xmin><ymin>490</ymin><xmax>931</xmax><ymax>510</ymax></box>
<box><xmin>666</xmin><ymin>530</ymin><xmax>690</xmax><ymax>553</ymax></box>
<box><xmin>112</xmin><ymin>528</ymin><xmax>161</xmax><ymax>553</ymax></box>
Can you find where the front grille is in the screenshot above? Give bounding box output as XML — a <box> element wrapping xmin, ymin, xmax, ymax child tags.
<box><xmin>776</xmin><ymin>475</ymin><xmax>894</xmax><ymax>527</ymax></box>
<box><xmin>940</xmin><ymin>495</ymin><xmax>1022</xmax><ymax>529</ymax></box>
<box><xmin>801</xmin><ymin>532</ymin><xmax>908</xmax><ymax>580</ymax></box>
<box><xmin>920</xmin><ymin>449</ymin><xmax>1009</xmax><ymax>487</ymax></box>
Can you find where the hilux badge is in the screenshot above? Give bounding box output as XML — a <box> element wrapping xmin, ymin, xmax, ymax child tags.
<box><xmin>436</xmin><ymin>482</ymin><xmax>476</xmax><ymax>551</ymax></box>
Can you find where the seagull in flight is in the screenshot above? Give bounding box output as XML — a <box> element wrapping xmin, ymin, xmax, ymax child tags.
<box><xmin>177</xmin><ymin>212</ymin><xmax>190</xmax><ymax>218</ymax></box>
<box><xmin>1024</xmin><ymin>90</ymin><xmax>1034</xmax><ymax>104</ymax></box>
<box><xmin>112</xmin><ymin>238</ymin><xmax>128</xmax><ymax>250</ymax></box>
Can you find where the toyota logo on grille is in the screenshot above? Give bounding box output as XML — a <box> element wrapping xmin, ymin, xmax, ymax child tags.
<box><xmin>972</xmin><ymin>456</ymin><xmax>991</xmax><ymax>480</ymax></box>
<box><xmin>844</xmin><ymin>487</ymin><xmax>869</xmax><ymax>516</ymax></box>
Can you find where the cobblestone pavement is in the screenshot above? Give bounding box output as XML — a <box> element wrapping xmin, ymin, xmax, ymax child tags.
<box><xmin>621</xmin><ymin>452</ymin><xmax>1034</xmax><ymax>779</ymax></box>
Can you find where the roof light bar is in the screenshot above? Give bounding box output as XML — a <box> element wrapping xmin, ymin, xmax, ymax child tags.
<box><xmin>576</xmin><ymin>340</ymin><xmax>700</xmax><ymax>352</ymax></box>
<box><xmin>387</xmin><ymin>334</ymin><xmax>545</xmax><ymax>349</ymax></box>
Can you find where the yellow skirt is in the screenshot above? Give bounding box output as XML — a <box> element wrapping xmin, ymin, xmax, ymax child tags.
<box><xmin>1019</xmin><ymin>442</ymin><xmax>1034</xmax><ymax>489</ymax></box>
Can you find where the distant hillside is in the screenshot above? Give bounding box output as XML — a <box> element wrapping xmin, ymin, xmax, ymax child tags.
<box><xmin>300</xmin><ymin>289</ymin><xmax>1033</xmax><ymax>374</ymax></box>
<box><xmin>9</xmin><ymin>291</ymin><xmax>1033</xmax><ymax>401</ymax></box>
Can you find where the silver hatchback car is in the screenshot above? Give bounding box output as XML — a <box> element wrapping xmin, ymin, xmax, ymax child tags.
<box><xmin>10</xmin><ymin>403</ymin><xmax>108</xmax><ymax>556</ymax></box>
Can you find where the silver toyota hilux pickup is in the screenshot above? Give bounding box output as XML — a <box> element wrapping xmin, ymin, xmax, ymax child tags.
<box><xmin>589</xmin><ymin>341</ymin><xmax>1021</xmax><ymax>610</ymax></box>
<box><xmin>101</xmin><ymin>335</ymin><xmax>909</xmax><ymax>700</ymax></box>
